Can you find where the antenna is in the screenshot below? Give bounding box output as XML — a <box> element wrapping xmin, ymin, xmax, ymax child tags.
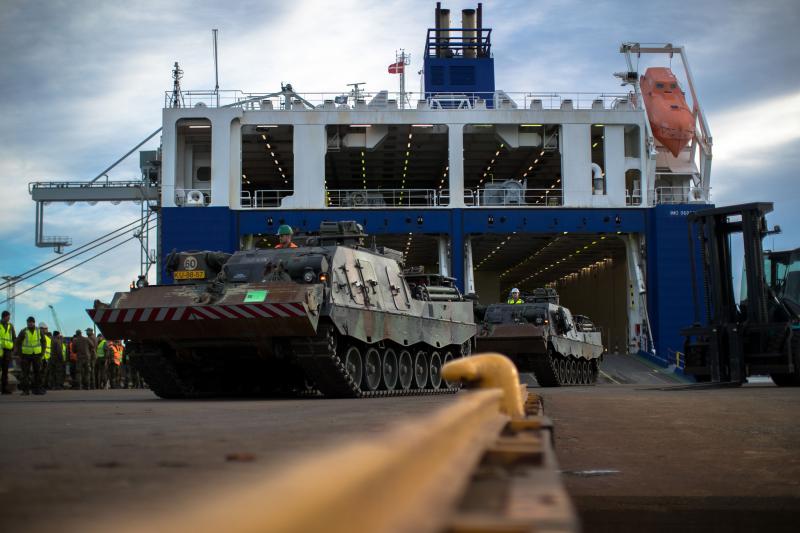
<box><xmin>171</xmin><ymin>61</ymin><xmax>184</xmax><ymax>108</ymax></box>
<box><xmin>347</xmin><ymin>82</ymin><xmax>366</xmax><ymax>103</ymax></box>
<box><xmin>212</xmin><ymin>29</ymin><xmax>219</xmax><ymax>107</ymax></box>
<box><xmin>395</xmin><ymin>49</ymin><xmax>411</xmax><ymax>108</ymax></box>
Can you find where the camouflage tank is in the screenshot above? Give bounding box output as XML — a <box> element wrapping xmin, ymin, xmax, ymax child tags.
<box><xmin>475</xmin><ymin>288</ymin><xmax>603</xmax><ymax>386</ymax></box>
<box><xmin>87</xmin><ymin>221</ymin><xmax>475</xmax><ymax>398</ymax></box>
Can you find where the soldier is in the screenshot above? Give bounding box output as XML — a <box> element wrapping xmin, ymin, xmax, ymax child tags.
<box><xmin>39</xmin><ymin>323</ymin><xmax>52</xmax><ymax>389</ymax></box>
<box><xmin>274</xmin><ymin>225</ymin><xmax>298</xmax><ymax>249</ymax></box>
<box><xmin>86</xmin><ymin>328</ymin><xmax>97</xmax><ymax>388</ymax></box>
<box><xmin>70</xmin><ymin>329</ymin><xmax>91</xmax><ymax>390</ymax></box>
<box><xmin>0</xmin><ymin>310</ymin><xmax>15</xmax><ymax>395</ymax></box>
<box><xmin>15</xmin><ymin>316</ymin><xmax>47</xmax><ymax>395</ymax></box>
<box><xmin>67</xmin><ymin>335</ymin><xmax>78</xmax><ymax>387</ymax></box>
<box><xmin>49</xmin><ymin>331</ymin><xmax>65</xmax><ymax>390</ymax></box>
<box><xmin>507</xmin><ymin>288</ymin><xmax>523</xmax><ymax>304</ymax></box>
<box><xmin>108</xmin><ymin>340</ymin><xmax>122</xmax><ymax>388</ymax></box>
<box><xmin>94</xmin><ymin>334</ymin><xmax>108</xmax><ymax>389</ymax></box>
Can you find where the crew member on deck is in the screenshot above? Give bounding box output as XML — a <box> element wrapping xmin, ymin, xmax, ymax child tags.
<box><xmin>507</xmin><ymin>288</ymin><xmax>523</xmax><ymax>304</ymax></box>
<box><xmin>274</xmin><ymin>225</ymin><xmax>298</xmax><ymax>249</ymax></box>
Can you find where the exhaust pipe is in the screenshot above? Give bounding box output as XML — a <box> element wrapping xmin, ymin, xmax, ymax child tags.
<box><xmin>438</xmin><ymin>8</ymin><xmax>451</xmax><ymax>57</ymax></box>
<box><xmin>462</xmin><ymin>9</ymin><xmax>477</xmax><ymax>58</ymax></box>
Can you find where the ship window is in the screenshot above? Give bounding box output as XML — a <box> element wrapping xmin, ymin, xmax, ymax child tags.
<box><xmin>196</xmin><ymin>166</ymin><xmax>211</xmax><ymax>181</ymax></box>
<box><xmin>656</xmin><ymin>82</ymin><xmax>665</xmax><ymax>89</ymax></box>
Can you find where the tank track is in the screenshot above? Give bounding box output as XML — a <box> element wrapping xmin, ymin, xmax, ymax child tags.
<box><xmin>530</xmin><ymin>347</ymin><xmax>599</xmax><ymax>387</ymax></box>
<box><xmin>128</xmin><ymin>343</ymin><xmax>203</xmax><ymax>399</ymax></box>
<box><xmin>291</xmin><ymin>324</ymin><xmax>460</xmax><ymax>398</ymax></box>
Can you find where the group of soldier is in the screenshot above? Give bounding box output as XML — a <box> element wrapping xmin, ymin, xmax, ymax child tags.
<box><xmin>0</xmin><ymin>311</ymin><xmax>144</xmax><ymax>395</ymax></box>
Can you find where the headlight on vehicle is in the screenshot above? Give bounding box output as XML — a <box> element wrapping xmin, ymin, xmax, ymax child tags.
<box><xmin>303</xmin><ymin>269</ymin><xmax>316</xmax><ymax>283</ymax></box>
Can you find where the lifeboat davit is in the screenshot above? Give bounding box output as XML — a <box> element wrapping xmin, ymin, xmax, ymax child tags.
<box><xmin>640</xmin><ymin>67</ymin><xmax>695</xmax><ymax>157</ymax></box>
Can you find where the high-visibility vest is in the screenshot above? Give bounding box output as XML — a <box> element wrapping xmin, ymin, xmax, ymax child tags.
<box><xmin>43</xmin><ymin>334</ymin><xmax>52</xmax><ymax>361</ymax></box>
<box><xmin>21</xmin><ymin>328</ymin><xmax>43</xmax><ymax>355</ymax></box>
<box><xmin>111</xmin><ymin>344</ymin><xmax>122</xmax><ymax>365</ymax></box>
<box><xmin>507</xmin><ymin>298</ymin><xmax>523</xmax><ymax>304</ymax></box>
<box><xmin>0</xmin><ymin>323</ymin><xmax>13</xmax><ymax>350</ymax></box>
<box><xmin>96</xmin><ymin>339</ymin><xmax>107</xmax><ymax>358</ymax></box>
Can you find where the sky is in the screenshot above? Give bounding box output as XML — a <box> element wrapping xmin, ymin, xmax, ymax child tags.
<box><xmin>0</xmin><ymin>0</ymin><xmax>798</xmax><ymax>333</ymax></box>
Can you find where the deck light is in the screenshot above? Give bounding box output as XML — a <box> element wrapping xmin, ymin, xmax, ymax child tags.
<box><xmin>351</xmin><ymin>124</ymin><xmax>372</xmax><ymax>128</ymax></box>
<box><xmin>257</xmin><ymin>125</ymin><xmax>279</xmax><ymax>128</ymax></box>
<box><xmin>188</xmin><ymin>125</ymin><xmax>210</xmax><ymax>129</ymax></box>
<box><xmin>411</xmin><ymin>124</ymin><xmax>433</xmax><ymax>128</ymax></box>
<box><xmin>261</xmin><ymin>134</ymin><xmax>267</xmax><ymax>140</ymax></box>
<box><xmin>521</xmin><ymin>124</ymin><xmax>543</xmax><ymax>127</ymax></box>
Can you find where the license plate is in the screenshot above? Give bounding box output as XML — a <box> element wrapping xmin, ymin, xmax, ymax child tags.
<box><xmin>174</xmin><ymin>270</ymin><xmax>206</xmax><ymax>280</ymax></box>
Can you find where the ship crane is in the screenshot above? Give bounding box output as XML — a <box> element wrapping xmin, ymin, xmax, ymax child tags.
<box><xmin>48</xmin><ymin>304</ymin><xmax>64</xmax><ymax>333</ymax></box>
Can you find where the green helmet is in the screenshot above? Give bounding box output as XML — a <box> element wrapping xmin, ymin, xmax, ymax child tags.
<box><xmin>277</xmin><ymin>224</ymin><xmax>294</xmax><ymax>236</ymax></box>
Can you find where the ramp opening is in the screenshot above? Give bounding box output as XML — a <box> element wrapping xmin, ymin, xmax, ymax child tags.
<box><xmin>471</xmin><ymin>232</ymin><xmax>630</xmax><ymax>353</ymax></box>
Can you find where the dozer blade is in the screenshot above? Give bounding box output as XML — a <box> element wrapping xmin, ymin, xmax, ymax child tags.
<box><xmin>476</xmin><ymin>324</ymin><xmax>548</xmax><ymax>355</ymax></box>
<box><xmin>87</xmin><ymin>282</ymin><xmax>322</xmax><ymax>341</ymax></box>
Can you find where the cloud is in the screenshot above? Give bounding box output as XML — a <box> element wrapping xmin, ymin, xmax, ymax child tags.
<box><xmin>711</xmin><ymin>91</ymin><xmax>800</xmax><ymax>167</ymax></box>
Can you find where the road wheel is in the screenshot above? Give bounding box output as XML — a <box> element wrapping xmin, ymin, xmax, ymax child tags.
<box><xmin>442</xmin><ymin>351</ymin><xmax>456</xmax><ymax>387</ymax></box>
<box><xmin>343</xmin><ymin>346</ymin><xmax>363</xmax><ymax>389</ymax></box>
<box><xmin>362</xmin><ymin>347</ymin><xmax>382</xmax><ymax>391</ymax></box>
<box><xmin>429</xmin><ymin>351</ymin><xmax>443</xmax><ymax>389</ymax></box>
<box><xmin>381</xmin><ymin>348</ymin><xmax>399</xmax><ymax>391</ymax></box>
<box><xmin>580</xmin><ymin>360</ymin><xmax>589</xmax><ymax>384</ymax></box>
<box><xmin>398</xmin><ymin>350</ymin><xmax>413</xmax><ymax>390</ymax></box>
<box><xmin>413</xmin><ymin>350</ymin><xmax>429</xmax><ymax>389</ymax></box>
<box><xmin>557</xmin><ymin>357</ymin><xmax>568</xmax><ymax>384</ymax></box>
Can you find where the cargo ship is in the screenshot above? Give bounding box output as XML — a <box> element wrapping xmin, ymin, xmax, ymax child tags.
<box><xmin>30</xmin><ymin>2</ymin><xmax>713</xmax><ymax>367</ymax></box>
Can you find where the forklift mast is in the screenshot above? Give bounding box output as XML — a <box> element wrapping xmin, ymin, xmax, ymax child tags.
<box><xmin>682</xmin><ymin>202</ymin><xmax>798</xmax><ymax>384</ymax></box>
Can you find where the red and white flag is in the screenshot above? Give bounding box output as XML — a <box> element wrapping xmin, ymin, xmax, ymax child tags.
<box><xmin>388</xmin><ymin>62</ymin><xmax>405</xmax><ymax>74</ymax></box>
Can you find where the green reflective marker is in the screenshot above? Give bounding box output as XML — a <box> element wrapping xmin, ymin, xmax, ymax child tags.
<box><xmin>244</xmin><ymin>290</ymin><xmax>268</xmax><ymax>303</ymax></box>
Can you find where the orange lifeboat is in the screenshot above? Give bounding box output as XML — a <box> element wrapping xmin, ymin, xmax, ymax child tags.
<box><xmin>640</xmin><ymin>67</ymin><xmax>695</xmax><ymax>157</ymax></box>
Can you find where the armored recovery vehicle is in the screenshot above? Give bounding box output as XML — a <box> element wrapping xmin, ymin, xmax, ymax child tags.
<box><xmin>475</xmin><ymin>288</ymin><xmax>604</xmax><ymax>386</ymax></box>
<box><xmin>88</xmin><ymin>221</ymin><xmax>475</xmax><ymax>398</ymax></box>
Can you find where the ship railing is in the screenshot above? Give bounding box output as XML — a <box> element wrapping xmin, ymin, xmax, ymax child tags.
<box><xmin>626</xmin><ymin>189</ymin><xmax>642</xmax><ymax>206</ymax></box>
<box><xmin>326</xmin><ymin>189</ymin><xmax>439</xmax><ymax>208</ymax></box>
<box><xmin>240</xmin><ymin>189</ymin><xmax>294</xmax><ymax>208</ymax></box>
<box><xmin>653</xmin><ymin>186</ymin><xmax>708</xmax><ymax>205</ymax></box>
<box><xmin>174</xmin><ymin>188</ymin><xmax>211</xmax><ymax>206</ymax></box>
<box><xmin>438</xmin><ymin>189</ymin><xmax>478</xmax><ymax>206</ymax></box>
<box><xmin>166</xmin><ymin>90</ymin><xmax>630</xmax><ymax>111</ymax></box>
<box><xmin>475</xmin><ymin>187</ymin><xmax>563</xmax><ymax>207</ymax></box>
